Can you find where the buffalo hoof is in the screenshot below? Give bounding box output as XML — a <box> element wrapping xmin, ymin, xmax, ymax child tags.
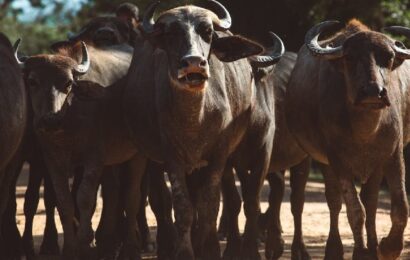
<box><xmin>22</xmin><ymin>237</ymin><xmax>35</xmax><ymax>259</ymax></box>
<box><xmin>324</xmin><ymin>234</ymin><xmax>343</xmax><ymax>260</ymax></box>
<box><xmin>265</xmin><ymin>235</ymin><xmax>284</xmax><ymax>260</ymax></box>
<box><xmin>175</xmin><ymin>248</ymin><xmax>195</xmax><ymax>260</ymax></box>
<box><xmin>291</xmin><ymin>242</ymin><xmax>311</xmax><ymax>260</ymax></box>
<box><xmin>239</xmin><ymin>241</ymin><xmax>261</xmax><ymax>260</ymax></box>
<box><xmin>217</xmin><ymin>220</ymin><xmax>228</xmax><ymax>241</ymax></box>
<box><xmin>157</xmin><ymin>224</ymin><xmax>177</xmax><ymax>259</ymax></box>
<box><xmin>40</xmin><ymin>238</ymin><xmax>60</xmax><ymax>255</ymax></box>
<box><xmin>218</xmin><ymin>230</ymin><xmax>228</xmax><ymax>241</ymax></box>
<box><xmin>257</xmin><ymin>213</ymin><xmax>268</xmax><ymax>243</ymax></box>
<box><xmin>78</xmin><ymin>242</ymin><xmax>99</xmax><ymax>260</ymax></box>
<box><xmin>377</xmin><ymin>237</ymin><xmax>403</xmax><ymax>260</ymax></box>
<box><xmin>62</xmin><ymin>247</ymin><xmax>79</xmax><ymax>260</ymax></box>
<box><xmin>352</xmin><ymin>247</ymin><xmax>377</xmax><ymax>260</ymax></box>
<box><xmin>142</xmin><ymin>239</ymin><xmax>156</xmax><ymax>254</ymax></box>
<box><xmin>222</xmin><ymin>236</ymin><xmax>242</xmax><ymax>260</ymax></box>
<box><xmin>118</xmin><ymin>242</ymin><xmax>142</xmax><ymax>260</ymax></box>
<box><xmin>4</xmin><ymin>246</ymin><xmax>24</xmax><ymax>260</ymax></box>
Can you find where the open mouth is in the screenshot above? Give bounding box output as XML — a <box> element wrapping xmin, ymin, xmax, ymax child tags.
<box><xmin>355</xmin><ymin>97</ymin><xmax>390</xmax><ymax>110</ymax></box>
<box><xmin>357</xmin><ymin>102</ymin><xmax>387</xmax><ymax>110</ymax></box>
<box><xmin>178</xmin><ymin>72</ymin><xmax>209</xmax><ymax>87</ymax></box>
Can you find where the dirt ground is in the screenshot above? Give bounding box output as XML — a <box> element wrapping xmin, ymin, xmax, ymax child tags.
<box><xmin>14</xmin><ymin>165</ymin><xmax>410</xmax><ymax>259</ymax></box>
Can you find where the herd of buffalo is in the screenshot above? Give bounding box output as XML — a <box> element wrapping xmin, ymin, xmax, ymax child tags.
<box><xmin>0</xmin><ymin>1</ymin><xmax>408</xmax><ymax>259</ymax></box>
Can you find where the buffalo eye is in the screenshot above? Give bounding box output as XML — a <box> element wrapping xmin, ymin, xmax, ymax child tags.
<box><xmin>27</xmin><ymin>77</ymin><xmax>39</xmax><ymax>88</ymax></box>
<box><xmin>197</xmin><ymin>23</ymin><xmax>212</xmax><ymax>42</ymax></box>
<box><xmin>376</xmin><ymin>50</ymin><xmax>394</xmax><ymax>68</ymax></box>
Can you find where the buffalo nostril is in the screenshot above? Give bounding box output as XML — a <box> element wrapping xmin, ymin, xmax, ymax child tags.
<box><xmin>199</xmin><ymin>60</ymin><xmax>207</xmax><ymax>67</ymax></box>
<box><xmin>180</xmin><ymin>59</ymin><xmax>190</xmax><ymax>68</ymax></box>
<box><xmin>180</xmin><ymin>55</ymin><xmax>207</xmax><ymax>69</ymax></box>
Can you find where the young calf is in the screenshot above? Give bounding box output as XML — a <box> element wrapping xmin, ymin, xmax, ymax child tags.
<box><xmin>20</xmin><ymin>41</ymin><xmax>145</xmax><ymax>259</ymax></box>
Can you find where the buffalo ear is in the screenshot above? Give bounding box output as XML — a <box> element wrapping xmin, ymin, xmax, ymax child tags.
<box><xmin>73</xmin><ymin>80</ymin><xmax>107</xmax><ymax>100</ymax></box>
<box><xmin>212</xmin><ymin>35</ymin><xmax>264</xmax><ymax>62</ymax></box>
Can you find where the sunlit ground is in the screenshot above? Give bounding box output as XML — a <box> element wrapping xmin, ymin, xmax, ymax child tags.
<box><xmin>14</xmin><ymin>165</ymin><xmax>410</xmax><ymax>260</ymax></box>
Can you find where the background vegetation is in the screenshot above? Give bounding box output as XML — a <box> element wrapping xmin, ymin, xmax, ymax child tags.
<box><xmin>0</xmin><ymin>0</ymin><xmax>409</xmax><ymax>54</ymax></box>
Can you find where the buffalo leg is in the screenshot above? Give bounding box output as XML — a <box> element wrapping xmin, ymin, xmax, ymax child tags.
<box><xmin>0</xmin><ymin>148</ymin><xmax>24</xmax><ymax>258</ymax></box>
<box><xmin>328</xmin><ymin>154</ymin><xmax>369</xmax><ymax>260</ymax></box>
<box><xmin>221</xmin><ymin>166</ymin><xmax>242</xmax><ymax>260</ymax></box>
<box><xmin>43</xmin><ymin>150</ymin><xmax>78</xmax><ymax>260</ymax></box>
<box><xmin>192</xmin><ymin>167</ymin><xmax>223</xmax><ymax>260</ymax></box>
<box><xmin>3</xmin><ymin>171</ymin><xmax>23</xmax><ymax>259</ymax></box>
<box><xmin>40</xmin><ymin>170</ymin><xmax>60</xmax><ymax>255</ymax></box>
<box><xmin>167</xmin><ymin>163</ymin><xmax>195</xmax><ymax>260</ymax></box>
<box><xmin>119</xmin><ymin>155</ymin><xmax>147</xmax><ymax>260</ymax></box>
<box><xmin>71</xmin><ymin>168</ymin><xmax>83</xmax><ymax>231</ymax></box>
<box><xmin>22</xmin><ymin>159</ymin><xmax>42</xmax><ymax>258</ymax></box>
<box><xmin>264</xmin><ymin>171</ymin><xmax>285</xmax><ymax>260</ymax></box>
<box><xmin>137</xmin><ymin>169</ymin><xmax>155</xmax><ymax>253</ymax></box>
<box><xmin>359</xmin><ymin>171</ymin><xmax>383</xmax><ymax>258</ymax></box>
<box><xmin>241</xmin><ymin>150</ymin><xmax>271</xmax><ymax>260</ymax></box>
<box><xmin>95</xmin><ymin>167</ymin><xmax>121</xmax><ymax>258</ymax></box>
<box><xmin>378</xmin><ymin>150</ymin><xmax>409</xmax><ymax>260</ymax></box>
<box><xmin>289</xmin><ymin>158</ymin><xmax>311</xmax><ymax>260</ymax></box>
<box><xmin>76</xmin><ymin>161</ymin><xmax>105</xmax><ymax>258</ymax></box>
<box><xmin>320</xmin><ymin>163</ymin><xmax>343</xmax><ymax>260</ymax></box>
<box><xmin>147</xmin><ymin>162</ymin><xmax>176</xmax><ymax>260</ymax></box>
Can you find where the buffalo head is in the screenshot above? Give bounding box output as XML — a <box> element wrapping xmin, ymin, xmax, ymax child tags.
<box><xmin>140</xmin><ymin>0</ymin><xmax>265</xmax><ymax>91</ymax></box>
<box><xmin>116</xmin><ymin>2</ymin><xmax>140</xmax><ymax>30</ymax></box>
<box><xmin>17</xmin><ymin>41</ymin><xmax>91</xmax><ymax>132</ymax></box>
<box><xmin>306</xmin><ymin>20</ymin><xmax>410</xmax><ymax>110</ymax></box>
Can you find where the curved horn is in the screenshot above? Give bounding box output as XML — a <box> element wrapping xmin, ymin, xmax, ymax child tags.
<box><xmin>249</xmin><ymin>32</ymin><xmax>285</xmax><ymax>67</ymax></box>
<box><xmin>305</xmin><ymin>20</ymin><xmax>344</xmax><ymax>60</ymax></box>
<box><xmin>207</xmin><ymin>0</ymin><xmax>231</xmax><ymax>30</ymax></box>
<box><xmin>142</xmin><ymin>1</ymin><xmax>160</xmax><ymax>34</ymax></box>
<box><xmin>73</xmin><ymin>42</ymin><xmax>90</xmax><ymax>75</ymax></box>
<box><xmin>13</xmin><ymin>39</ymin><xmax>25</xmax><ymax>69</ymax></box>
<box><xmin>384</xmin><ymin>26</ymin><xmax>410</xmax><ymax>59</ymax></box>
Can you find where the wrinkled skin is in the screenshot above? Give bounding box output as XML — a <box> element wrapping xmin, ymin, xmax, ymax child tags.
<box><xmin>123</xmin><ymin>4</ymin><xmax>265</xmax><ymax>260</ymax></box>
<box><xmin>219</xmin><ymin>52</ymin><xmax>312</xmax><ymax>260</ymax></box>
<box><xmin>0</xmin><ymin>33</ymin><xmax>27</xmax><ymax>257</ymax></box>
<box><xmin>287</xmin><ymin>21</ymin><xmax>410</xmax><ymax>260</ymax></box>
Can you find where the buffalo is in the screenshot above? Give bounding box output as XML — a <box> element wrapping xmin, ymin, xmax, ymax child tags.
<box><xmin>18</xmin><ymin>34</ymin><xmax>143</xmax><ymax>260</ymax></box>
<box><xmin>219</xmin><ymin>52</ymin><xmax>314</xmax><ymax>260</ymax></box>
<box><xmin>123</xmin><ymin>1</ymin><xmax>283</xmax><ymax>259</ymax></box>
<box><xmin>5</xmin><ymin>7</ymin><xmax>141</xmax><ymax>259</ymax></box>
<box><xmin>0</xmin><ymin>33</ymin><xmax>27</xmax><ymax>257</ymax></box>
<box><xmin>286</xmin><ymin>19</ymin><xmax>410</xmax><ymax>259</ymax></box>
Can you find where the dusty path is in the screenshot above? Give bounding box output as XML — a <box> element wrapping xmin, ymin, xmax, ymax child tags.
<box><xmin>14</xmin><ymin>165</ymin><xmax>410</xmax><ymax>259</ymax></box>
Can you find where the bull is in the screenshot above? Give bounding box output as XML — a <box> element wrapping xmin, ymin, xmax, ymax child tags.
<box><xmin>286</xmin><ymin>19</ymin><xmax>410</xmax><ymax>259</ymax></box>
<box><xmin>218</xmin><ymin>52</ymin><xmax>315</xmax><ymax>260</ymax></box>
<box><xmin>123</xmin><ymin>1</ymin><xmax>283</xmax><ymax>259</ymax></box>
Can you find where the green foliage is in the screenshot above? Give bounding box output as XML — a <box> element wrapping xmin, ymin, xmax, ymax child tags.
<box><xmin>0</xmin><ymin>16</ymin><xmax>69</xmax><ymax>55</ymax></box>
<box><xmin>382</xmin><ymin>0</ymin><xmax>410</xmax><ymax>27</ymax></box>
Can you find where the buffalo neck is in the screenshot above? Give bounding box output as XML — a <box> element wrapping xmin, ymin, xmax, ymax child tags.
<box><xmin>168</xmin><ymin>84</ymin><xmax>206</xmax><ymax>138</ymax></box>
<box><xmin>347</xmin><ymin>103</ymin><xmax>385</xmax><ymax>142</ymax></box>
